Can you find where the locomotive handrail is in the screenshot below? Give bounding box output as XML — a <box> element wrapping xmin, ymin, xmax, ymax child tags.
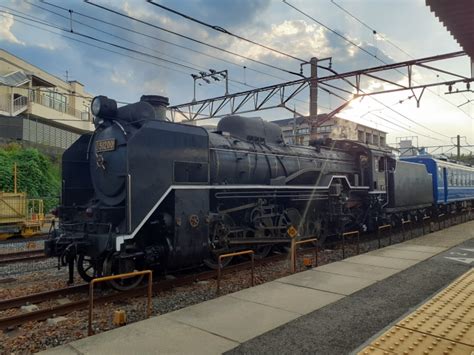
<box><xmin>216</xmin><ymin>250</ymin><xmax>254</xmax><ymax>295</ymax></box>
<box><xmin>88</xmin><ymin>270</ymin><xmax>153</xmax><ymax>336</ymax></box>
<box><xmin>290</xmin><ymin>238</ymin><xmax>318</xmax><ymax>273</ymax></box>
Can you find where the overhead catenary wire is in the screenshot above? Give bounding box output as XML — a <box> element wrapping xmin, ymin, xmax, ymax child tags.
<box><xmin>25</xmin><ymin>1</ymin><xmax>222</xmax><ymax>77</ymax></box>
<box><xmin>284</xmin><ymin>0</ymin><xmax>472</xmax><ymax>121</ymax></box>
<box><xmin>329</xmin><ymin>0</ymin><xmax>473</xmax><ymax>114</ymax></box>
<box><xmin>146</xmin><ymin>0</ymin><xmax>306</xmax><ymax>63</ymax></box>
<box><xmin>0</xmin><ymin>12</ymin><xmax>191</xmax><ymax>77</ymax></box>
<box><xmin>84</xmin><ymin>0</ymin><xmax>303</xmax><ymax>78</ymax></box>
<box><xmin>35</xmin><ymin>0</ymin><xmax>316</xmax><ymax>112</ymax></box>
<box><xmin>370</xmin><ymin>113</ymin><xmax>446</xmax><ymax>142</ymax></box>
<box><xmin>38</xmin><ymin>0</ymin><xmax>290</xmax><ymax>84</ymax></box>
<box><xmin>0</xmin><ymin>8</ymin><xmax>199</xmax><ymax>73</ymax></box>
<box><xmin>283</xmin><ymin>1</ymin><xmax>454</xmax><ymax>140</ymax></box>
<box><xmin>0</xmin><ymin>9</ymin><xmax>314</xmax><ymax>115</ymax></box>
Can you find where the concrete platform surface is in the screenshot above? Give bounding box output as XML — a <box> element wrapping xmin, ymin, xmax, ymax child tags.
<box><xmin>278</xmin><ymin>269</ymin><xmax>375</xmax><ymax>295</ymax></box>
<box><xmin>315</xmin><ymin>260</ymin><xmax>400</xmax><ymax>281</ymax></box>
<box><xmin>40</xmin><ymin>221</ymin><xmax>474</xmax><ymax>355</ymax></box>
<box><xmin>230</xmin><ymin>281</ymin><xmax>344</xmax><ymax>315</ymax></box>
<box><xmin>365</xmin><ymin>247</ymin><xmax>437</xmax><ymax>261</ymax></box>
<box><xmin>165</xmin><ymin>295</ymin><xmax>299</xmax><ymax>343</ymax></box>
<box><xmin>343</xmin><ymin>253</ymin><xmax>420</xmax><ymax>270</ymax></box>
<box><xmin>41</xmin><ymin>316</ymin><xmax>238</xmax><ymax>355</ymax></box>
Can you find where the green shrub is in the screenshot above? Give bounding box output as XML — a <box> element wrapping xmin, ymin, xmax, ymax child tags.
<box><xmin>0</xmin><ymin>144</ymin><xmax>60</xmax><ymax>211</ymax></box>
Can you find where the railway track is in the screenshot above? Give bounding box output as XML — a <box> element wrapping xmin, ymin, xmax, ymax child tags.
<box><xmin>0</xmin><ymin>233</ymin><xmax>49</xmax><ymax>245</ymax></box>
<box><xmin>0</xmin><ymin>211</ymin><xmax>470</xmax><ymax>331</ymax></box>
<box><xmin>0</xmin><ymin>250</ymin><xmax>49</xmax><ymax>265</ymax></box>
<box><xmin>0</xmin><ymin>254</ymin><xmax>285</xmax><ymax>330</ymax></box>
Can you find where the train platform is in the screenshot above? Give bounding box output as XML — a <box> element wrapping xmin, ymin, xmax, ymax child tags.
<box><xmin>41</xmin><ymin>222</ymin><xmax>474</xmax><ymax>355</ymax></box>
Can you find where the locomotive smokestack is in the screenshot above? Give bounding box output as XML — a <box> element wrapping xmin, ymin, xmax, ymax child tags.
<box><xmin>140</xmin><ymin>95</ymin><xmax>169</xmax><ymax>121</ymax></box>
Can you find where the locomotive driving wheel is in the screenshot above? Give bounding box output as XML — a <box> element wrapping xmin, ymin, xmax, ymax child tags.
<box><xmin>204</xmin><ymin>214</ymin><xmax>235</xmax><ymax>269</ymax></box>
<box><xmin>249</xmin><ymin>208</ymin><xmax>274</xmax><ymax>259</ymax></box>
<box><xmin>77</xmin><ymin>255</ymin><xmax>102</xmax><ymax>283</ymax></box>
<box><xmin>103</xmin><ymin>252</ymin><xmax>144</xmax><ymax>291</ymax></box>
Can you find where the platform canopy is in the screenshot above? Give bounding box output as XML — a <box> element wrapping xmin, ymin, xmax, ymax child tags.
<box><xmin>426</xmin><ymin>0</ymin><xmax>474</xmax><ymax>62</ymax></box>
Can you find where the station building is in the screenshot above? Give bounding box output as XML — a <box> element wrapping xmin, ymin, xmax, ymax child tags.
<box><xmin>0</xmin><ymin>49</ymin><xmax>93</xmax><ymax>154</ymax></box>
<box><xmin>273</xmin><ymin>115</ymin><xmax>387</xmax><ymax>148</ymax></box>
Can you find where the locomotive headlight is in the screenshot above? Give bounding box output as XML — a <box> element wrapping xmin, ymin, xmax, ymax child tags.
<box><xmin>91</xmin><ymin>95</ymin><xmax>118</xmax><ymax>118</ymax></box>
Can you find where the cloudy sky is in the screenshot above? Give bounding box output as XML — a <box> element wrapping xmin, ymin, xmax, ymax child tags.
<box><xmin>0</xmin><ymin>0</ymin><xmax>473</xmax><ymax>150</ymax></box>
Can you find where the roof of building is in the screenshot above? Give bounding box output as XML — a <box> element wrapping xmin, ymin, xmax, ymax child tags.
<box><xmin>0</xmin><ymin>71</ymin><xmax>29</xmax><ymax>87</ymax></box>
<box><xmin>272</xmin><ymin>114</ymin><xmax>329</xmax><ymax>127</ymax></box>
<box><xmin>272</xmin><ymin>115</ymin><xmax>386</xmax><ymax>134</ymax></box>
<box><xmin>426</xmin><ymin>0</ymin><xmax>474</xmax><ymax>59</ymax></box>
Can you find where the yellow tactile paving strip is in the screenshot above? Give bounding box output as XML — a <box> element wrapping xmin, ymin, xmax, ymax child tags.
<box><xmin>359</xmin><ymin>269</ymin><xmax>474</xmax><ymax>355</ymax></box>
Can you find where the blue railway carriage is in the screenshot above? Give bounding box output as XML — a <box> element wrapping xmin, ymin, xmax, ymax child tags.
<box><xmin>401</xmin><ymin>157</ymin><xmax>474</xmax><ymax>209</ymax></box>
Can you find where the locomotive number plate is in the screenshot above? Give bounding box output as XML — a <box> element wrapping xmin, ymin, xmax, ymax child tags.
<box><xmin>96</xmin><ymin>139</ymin><xmax>116</xmax><ymax>152</ymax></box>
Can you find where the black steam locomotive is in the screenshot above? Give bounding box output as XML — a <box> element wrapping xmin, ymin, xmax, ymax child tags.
<box><xmin>46</xmin><ymin>95</ymin><xmax>434</xmax><ymax>289</ymax></box>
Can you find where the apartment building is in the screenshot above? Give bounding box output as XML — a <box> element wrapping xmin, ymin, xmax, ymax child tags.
<box><xmin>273</xmin><ymin>115</ymin><xmax>387</xmax><ymax>147</ymax></box>
<box><xmin>0</xmin><ymin>49</ymin><xmax>93</xmax><ymax>151</ymax></box>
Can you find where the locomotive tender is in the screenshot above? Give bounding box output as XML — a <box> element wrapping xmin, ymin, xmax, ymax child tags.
<box><xmin>45</xmin><ymin>95</ymin><xmax>471</xmax><ymax>289</ymax></box>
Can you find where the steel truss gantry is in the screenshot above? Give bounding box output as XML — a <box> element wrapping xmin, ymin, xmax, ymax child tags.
<box><xmin>168</xmin><ymin>51</ymin><xmax>473</xmax><ymax>124</ymax></box>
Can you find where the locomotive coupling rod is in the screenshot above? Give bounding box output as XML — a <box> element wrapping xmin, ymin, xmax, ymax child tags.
<box><xmin>217</xmin><ymin>250</ymin><xmax>254</xmax><ymax>295</ymax></box>
<box><xmin>377</xmin><ymin>224</ymin><xmax>391</xmax><ymax>248</ymax></box>
<box><xmin>342</xmin><ymin>231</ymin><xmax>360</xmax><ymax>259</ymax></box>
<box><xmin>291</xmin><ymin>238</ymin><xmax>318</xmax><ymax>273</ymax></box>
<box><xmin>88</xmin><ymin>270</ymin><xmax>153</xmax><ymax>336</ymax></box>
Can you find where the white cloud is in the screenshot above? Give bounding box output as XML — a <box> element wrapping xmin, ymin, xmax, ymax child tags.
<box><xmin>230</xmin><ymin>20</ymin><xmax>331</xmax><ymax>61</ymax></box>
<box><xmin>0</xmin><ymin>13</ymin><xmax>24</xmax><ymax>45</ymax></box>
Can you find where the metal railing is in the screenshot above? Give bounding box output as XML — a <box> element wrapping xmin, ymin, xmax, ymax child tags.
<box><xmin>88</xmin><ymin>270</ymin><xmax>153</xmax><ymax>336</ymax></box>
<box><xmin>422</xmin><ymin>216</ymin><xmax>431</xmax><ymax>235</ymax></box>
<box><xmin>29</xmin><ymin>92</ymin><xmax>90</xmax><ymax>121</ymax></box>
<box><xmin>401</xmin><ymin>220</ymin><xmax>412</xmax><ymax>241</ymax></box>
<box><xmin>341</xmin><ymin>231</ymin><xmax>360</xmax><ymax>259</ymax></box>
<box><xmin>377</xmin><ymin>224</ymin><xmax>392</xmax><ymax>248</ymax></box>
<box><xmin>290</xmin><ymin>238</ymin><xmax>318</xmax><ymax>273</ymax></box>
<box><xmin>13</xmin><ymin>95</ymin><xmax>27</xmax><ymax>113</ymax></box>
<box><xmin>216</xmin><ymin>250</ymin><xmax>254</xmax><ymax>295</ymax></box>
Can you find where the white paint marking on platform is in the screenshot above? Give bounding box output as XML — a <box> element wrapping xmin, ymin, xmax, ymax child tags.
<box><xmin>444</xmin><ymin>257</ymin><xmax>474</xmax><ymax>264</ymax></box>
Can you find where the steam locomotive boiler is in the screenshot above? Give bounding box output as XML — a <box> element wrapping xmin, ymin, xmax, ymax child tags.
<box><xmin>46</xmin><ymin>95</ymin><xmax>432</xmax><ymax>290</ymax></box>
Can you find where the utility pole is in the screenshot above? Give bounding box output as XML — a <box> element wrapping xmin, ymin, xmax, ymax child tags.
<box><xmin>457</xmin><ymin>134</ymin><xmax>461</xmax><ymax>160</ymax></box>
<box><xmin>309</xmin><ymin>57</ymin><xmax>318</xmax><ymax>120</ymax></box>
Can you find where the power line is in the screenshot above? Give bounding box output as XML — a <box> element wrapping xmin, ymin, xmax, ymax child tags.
<box><xmin>370</xmin><ymin>113</ymin><xmax>445</xmax><ymax>142</ymax></box>
<box><xmin>1</xmin><ymin>9</ymin><xmax>313</xmax><ymax>115</ymax></box>
<box><xmin>317</xmin><ymin>65</ymin><xmax>452</xmax><ymax>139</ymax></box>
<box><xmin>25</xmin><ymin>1</ymin><xmax>218</xmax><ymax>76</ymax></box>
<box><xmin>283</xmin><ymin>2</ymin><xmax>454</xmax><ymax>139</ymax></box>
<box><xmin>329</xmin><ymin>0</ymin><xmax>413</xmax><ymax>58</ymax></box>
<box><xmin>36</xmin><ymin>0</ymin><xmax>314</xmax><ymax>113</ymax></box>
<box><xmin>282</xmin><ymin>0</ymin><xmax>379</xmax><ymax>60</ymax></box>
<box><xmin>84</xmin><ymin>0</ymin><xmax>302</xmax><ymax>77</ymax></box>
<box><xmin>329</xmin><ymin>0</ymin><xmax>473</xmax><ymax>115</ymax></box>
<box><xmin>0</xmin><ymin>12</ymin><xmax>191</xmax><ymax>76</ymax></box>
<box><xmin>0</xmin><ymin>8</ymin><xmax>200</xmax><ymax>73</ymax></box>
<box><xmin>147</xmin><ymin>0</ymin><xmax>306</xmax><ymax>63</ymax></box>
<box><xmin>38</xmin><ymin>0</ymin><xmax>288</xmax><ymax>83</ymax></box>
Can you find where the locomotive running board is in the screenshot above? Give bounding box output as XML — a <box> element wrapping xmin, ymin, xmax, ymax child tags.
<box><xmin>115</xmin><ymin>176</ymin><xmax>369</xmax><ymax>251</ymax></box>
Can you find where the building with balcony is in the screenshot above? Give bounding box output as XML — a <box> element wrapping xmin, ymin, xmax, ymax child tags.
<box><xmin>272</xmin><ymin>115</ymin><xmax>387</xmax><ymax>147</ymax></box>
<box><xmin>0</xmin><ymin>49</ymin><xmax>93</xmax><ymax>152</ymax></box>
